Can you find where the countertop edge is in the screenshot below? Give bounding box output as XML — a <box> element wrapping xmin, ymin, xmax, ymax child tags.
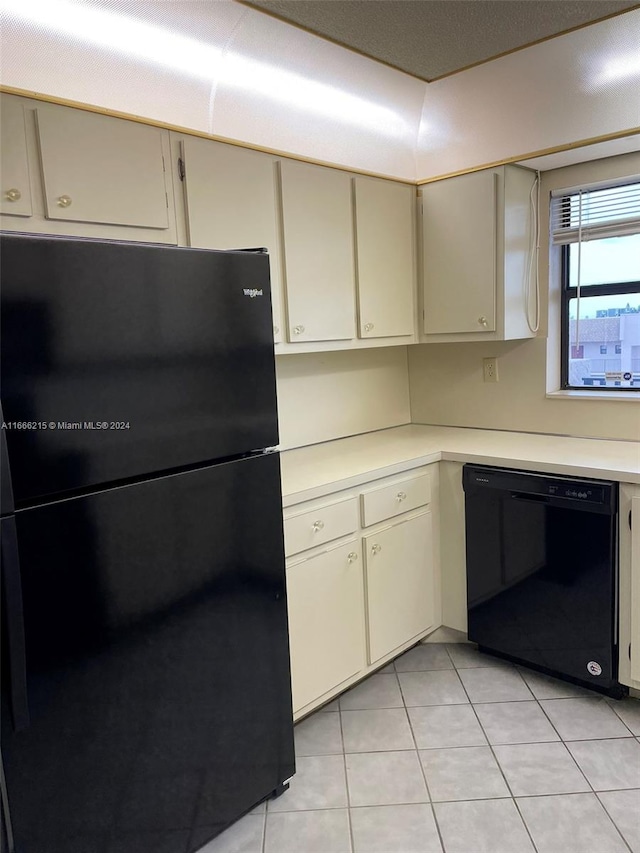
<box><xmin>280</xmin><ymin>425</ymin><xmax>640</xmax><ymax>503</ymax></box>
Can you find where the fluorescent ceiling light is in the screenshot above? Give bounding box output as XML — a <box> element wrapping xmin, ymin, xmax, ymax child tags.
<box><xmin>596</xmin><ymin>53</ymin><xmax>640</xmax><ymax>85</ymax></box>
<box><xmin>1</xmin><ymin>0</ymin><xmax>409</xmax><ymax>137</ymax></box>
<box><xmin>221</xmin><ymin>53</ymin><xmax>409</xmax><ymax>138</ymax></box>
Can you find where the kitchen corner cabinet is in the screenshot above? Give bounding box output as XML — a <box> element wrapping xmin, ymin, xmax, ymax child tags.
<box><xmin>0</xmin><ymin>97</ymin><xmax>33</xmax><ymax>218</ymax></box>
<box><xmin>619</xmin><ymin>484</ymin><xmax>640</xmax><ymax>691</ymax></box>
<box><xmin>280</xmin><ymin>159</ymin><xmax>356</xmax><ymax>343</ymax></box>
<box><xmin>0</xmin><ymin>94</ymin><xmax>177</xmax><ymax>243</ymax></box>
<box><xmin>179</xmin><ymin>135</ymin><xmax>284</xmax><ymax>343</ymax></box>
<box><xmin>353</xmin><ymin>177</ymin><xmax>416</xmax><ymax>339</ymax></box>
<box><xmin>283</xmin><ymin>465</ymin><xmax>438</xmax><ymax>718</ymax></box>
<box><xmin>420</xmin><ymin>164</ymin><xmax>537</xmax><ymax>342</ymax></box>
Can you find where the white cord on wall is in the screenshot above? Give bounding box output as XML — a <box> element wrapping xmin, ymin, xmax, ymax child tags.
<box><xmin>526</xmin><ymin>172</ymin><xmax>541</xmax><ymax>333</ymax></box>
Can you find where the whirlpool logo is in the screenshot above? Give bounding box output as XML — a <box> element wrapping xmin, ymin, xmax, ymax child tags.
<box><xmin>243</xmin><ymin>288</ymin><xmax>263</xmax><ymax>298</ymax></box>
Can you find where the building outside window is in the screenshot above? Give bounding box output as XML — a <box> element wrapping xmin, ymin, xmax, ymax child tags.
<box><xmin>551</xmin><ymin>179</ymin><xmax>640</xmax><ymax>391</ymax></box>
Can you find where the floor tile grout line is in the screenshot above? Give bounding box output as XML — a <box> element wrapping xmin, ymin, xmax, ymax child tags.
<box><xmin>593</xmin><ymin>791</ymin><xmax>637</xmax><ymax>853</ymax></box>
<box><xmin>452</xmin><ymin>656</ymin><xmax>541</xmax><ymax>853</ymax></box>
<box><xmin>607</xmin><ymin>698</ymin><xmax>640</xmax><ymax>738</ymax></box>
<box><xmin>403</xmin><ymin>668</ymin><xmax>447</xmax><ymax>853</ymax></box>
<box><xmin>455</xmin><ymin>647</ymin><xmax>637</xmax><ymax>853</ymax></box>
<box><xmin>259</xmin><ymin>806</ymin><xmax>267</xmax><ymax>853</ymax></box>
<box><xmin>338</xmin><ymin>701</ymin><xmax>356</xmax><ymax>853</ymax></box>
<box><xmin>531</xmin><ymin>691</ymin><xmax>613</xmax><ymax>800</ymax></box>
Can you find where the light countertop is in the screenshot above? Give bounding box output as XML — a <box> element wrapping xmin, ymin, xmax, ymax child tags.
<box><xmin>280</xmin><ymin>425</ymin><xmax>640</xmax><ymax>505</ymax></box>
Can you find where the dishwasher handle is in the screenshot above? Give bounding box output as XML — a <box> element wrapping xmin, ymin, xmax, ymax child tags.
<box><xmin>511</xmin><ymin>492</ymin><xmax>550</xmax><ymax>504</ymax></box>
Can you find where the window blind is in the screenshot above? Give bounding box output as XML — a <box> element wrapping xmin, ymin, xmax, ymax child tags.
<box><xmin>550</xmin><ymin>179</ymin><xmax>640</xmax><ymax>245</ymax></box>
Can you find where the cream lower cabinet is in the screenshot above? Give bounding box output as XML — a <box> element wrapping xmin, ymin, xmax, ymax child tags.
<box><xmin>284</xmin><ymin>464</ymin><xmax>439</xmax><ymax>717</ymax></box>
<box><xmin>364</xmin><ymin>512</ymin><xmax>434</xmax><ymax>664</ymax></box>
<box><xmin>286</xmin><ymin>540</ymin><xmax>365</xmax><ymax>713</ymax></box>
<box><xmin>619</xmin><ymin>484</ymin><xmax>640</xmax><ymax>691</ymax></box>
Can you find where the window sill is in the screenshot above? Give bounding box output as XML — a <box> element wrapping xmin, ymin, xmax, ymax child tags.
<box><xmin>546</xmin><ymin>389</ymin><xmax>640</xmax><ymax>402</ymax></box>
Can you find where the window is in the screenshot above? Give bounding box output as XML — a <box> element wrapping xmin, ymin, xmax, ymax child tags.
<box><xmin>551</xmin><ymin>179</ymin><xmax>640</xmax><ymax>391</ymax></box>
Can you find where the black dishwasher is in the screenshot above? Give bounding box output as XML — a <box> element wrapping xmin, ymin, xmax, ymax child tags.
<box><xmin>463</xmin><ymin>465</ymin><xmax>624</xmax><ymax>697</ymax></box>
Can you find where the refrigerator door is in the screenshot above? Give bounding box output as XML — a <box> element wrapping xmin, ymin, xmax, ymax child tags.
<box><xmin>0</xmin><ymin>234</ymin><xmax>278</xmax><ymax>506</ymax></box>
<box><xmin>1</xmin><ymin>453</ymin><xmax>294</xmax><ymax>853</ymax></box>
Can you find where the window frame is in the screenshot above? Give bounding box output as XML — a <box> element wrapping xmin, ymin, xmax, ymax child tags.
<box><xmin>560</xmin><ymin>243</ymin><xmax>640</xmax><ymax>392</ymax></box>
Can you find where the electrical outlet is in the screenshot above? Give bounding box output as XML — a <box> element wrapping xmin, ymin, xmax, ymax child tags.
<box><xmin>483</xmin><ymin>357</ymin><xmax>499</xmax><ymax>383</ymax></box>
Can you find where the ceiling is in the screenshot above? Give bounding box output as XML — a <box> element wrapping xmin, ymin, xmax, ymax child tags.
<box><xmin>240</xmin><ymin>0</ymin><xmax>638</xmax><ymax>81</ymax></box>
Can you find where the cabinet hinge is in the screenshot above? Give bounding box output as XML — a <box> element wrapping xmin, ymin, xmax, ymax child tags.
<box><xmin>178</xmin><ymin>157</ymin><xmax>186</xmax><ymax>182</ymax></box>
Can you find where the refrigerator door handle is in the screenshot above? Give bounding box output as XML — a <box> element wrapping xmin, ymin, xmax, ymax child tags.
<box><xmin>1</xmin><ymin>517</ymin><xmax>30</xmax><ymax>732</ymax></box>
<box><xmin>0</xmin><ymin>401</ymin><xmax>15</xmax><ymax>516</ymax></box>
<box><xmin>0</xmin><ymin>749</ymin><xmax>16</xmax><ymax>853</ymax></box>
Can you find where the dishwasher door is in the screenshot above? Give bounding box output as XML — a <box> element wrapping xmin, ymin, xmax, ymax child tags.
<box><xmin>463</xmin><ymin>465</ymin><xmax>621</xmax><ymax>696</ymax></box>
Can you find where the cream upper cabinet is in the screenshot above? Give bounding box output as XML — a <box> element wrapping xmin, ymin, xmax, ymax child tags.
<box><xmin>35</xmin><ymin>103</ymin><xmax>170</xmax><ymax>230</ymax></box>
<box><xmin>180</xmin><ymin>136</ymin><xmax>284</xmax><ymax>343</ymax></box>
<box><xmin>0</xmin><ymin>96</ymin><xmax>33</xmax><ymax>218</ymax></box>
<box><xmin>280</xmin><ymin>159</ymin><xmax>356</xmax><ymax>343</ymax></box>
<box><xmin>421</xmin><ymin>164</ymin><xmax>537</xmax><ymax>342</ymax></box>
<box><xmin>364</xmin><ymin>512</ymin><xmax>435</xmax><ymax>664</ymax></box>
<box><xmin>354</xmin><ymin>177</ymin><xmax>415</xmax><ymax>339</ymax></box>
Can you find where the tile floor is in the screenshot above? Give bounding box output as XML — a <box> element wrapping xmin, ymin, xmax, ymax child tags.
<box><xmin>200</xmin><ymin>643</ymin><xmax>640</xmax><ymax>853</ymax></box>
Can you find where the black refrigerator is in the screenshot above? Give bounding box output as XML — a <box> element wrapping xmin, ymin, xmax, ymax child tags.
<box><xmin>0</xmin><ymin>233</ymin><xmax>295</xmax><ymax>853</ymax></box>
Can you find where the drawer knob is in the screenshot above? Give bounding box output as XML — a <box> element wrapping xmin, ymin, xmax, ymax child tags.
<box><xmin>395</xmin><ymin>491</ymin><xmax>407</xmax><ymax>502</ymax></box>
<box><xmin>347</xmin><ymin>551</ymin><xmax>358</xmax><ymax>563</ymax></box>
<box><xmin>371</xmin><ymin>543</ymin><xmax>382</xmax><ymax>555</ymax></box>
<box><xmin>312</xmin><ymin>520</ymin><xmax>325</xmax><ymax>532</ymax></box>
<box><xmin>293</xmin><ymin>325</ymin><xmax>305</xmax><ymax>335</ymax></box>
<box><xmin>478</xmin><ymin>316</ymin><xmax>488</xmax><ymax>327</ymax></box>
<box><xmin>364</xmin><ymin>322</ymin><xmax>374</xmax><ymax>332</ymax></box>
<box><xmin>57</xmin><ymin>195</ymin><xmax>72</xmax><ymax>208</ymax></box>
<box><xmin>5</xmin><ymin>188</ymin><xmax>21</xmax><ymax>202</ymax></box>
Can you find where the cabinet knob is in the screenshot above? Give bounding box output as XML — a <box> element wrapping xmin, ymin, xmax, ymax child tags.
<box><xmin>312</xmin><ymin>520</ymin><xmax>324</xmax><ymax>532</ymax></box>
<box><xmin>5</xmin><ymin>188</ymin><xmax>21</xmax><ymax>202</ymax></box>
<box><xmin>395</xmin><ymin>491</ymin><xmax>407</xmax><ymax>502</ymax></box>
<box><xmin>371</xmin><ymin>543</ymin><xmax>382</xmax><ymax>555</ymax></box>
<box><xmin>364</xmin><ymin>323</ymin><xmax>374</xmax><ymax>333</ymax></box>
<box><xmin>347</xmin><ymin>551</ymin><xmax>358</xmax><ymax>563</ymax></box>
<box><xmin>293</xmin><ymin>325</ymin><xmax>305</xmax><ymax>335</ymax></box>
<box><xmin>478</xmin><ymin>316</ymin><xmax>488</xmax><ymax>327</ymax></box>
<box><xmin>273</xmin><ymin>325</ymin><xmax>279</xmax><ymax>336</ymax></box>
<box><xmin>57</xmin><ymin>195</ymin><xmax>72</xmax><ymax>208</ymax></box>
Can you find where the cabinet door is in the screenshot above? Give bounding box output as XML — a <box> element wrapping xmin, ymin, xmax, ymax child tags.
<box><xmin>364</xmin><ymin>512</ymin><xmax>434</xmax><ymax>664</ymax></box>
<box><xmin>35</xmin><ymin>104</ymin><xmax>170</xmax><ymax>229</ymax></box>
<box><xmin>280</xmin><ymin>160</ymin><xmax>356</xmax><ymax>342</ymax></box>
<box><xmin>286</xmin><ymin>541</ymin><xmax>364</xmax><ymax>712</ymax></box>
<box><xmin>631</xmin><ymin>496</ymin><xmax>640</xmax><ymax>683</ymax></box>
<box><xmin>354</xmin><ymin>177</ymin><xmax>415</xmax><ymax>338</ymax></box>
<box><xmin>423</xmin><ymin>171</ymin><xmax>496</xmax><ymax>334</ymax></box>
<box><xmin>0</xmin><ymin>96</ymin><xmax>33</xmax><ymax>217</ymax></box>
<box><xmin>181</xmin><ymin>136</ymin><xmax>284</xmax><ymax>343</ymax></box>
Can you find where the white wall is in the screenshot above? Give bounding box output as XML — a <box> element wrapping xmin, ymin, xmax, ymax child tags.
<box><xmin>417</xmin><ymin>9</ymin><xmax>640</xmax><ymax>179</ymax></box>
<box><xmin>409</xmin><ymin>152</ymin><xmax>640</xmax><ymax>443</ymax></box>
<box><xmin>276</xmin><ymin>348</ymin><xmax>411</xmax><ymax>449</ymax></box>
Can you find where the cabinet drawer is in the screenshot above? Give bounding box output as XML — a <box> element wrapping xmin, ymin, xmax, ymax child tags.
<box><xmin>361</xmin><ymin>473</ymin><xmax>431</xmax><ymax>527</ymax></box>
<box><xmin>284</xmin><ymin>496</ymin><xmax>358</xmax><ymax>557</ymax></box>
